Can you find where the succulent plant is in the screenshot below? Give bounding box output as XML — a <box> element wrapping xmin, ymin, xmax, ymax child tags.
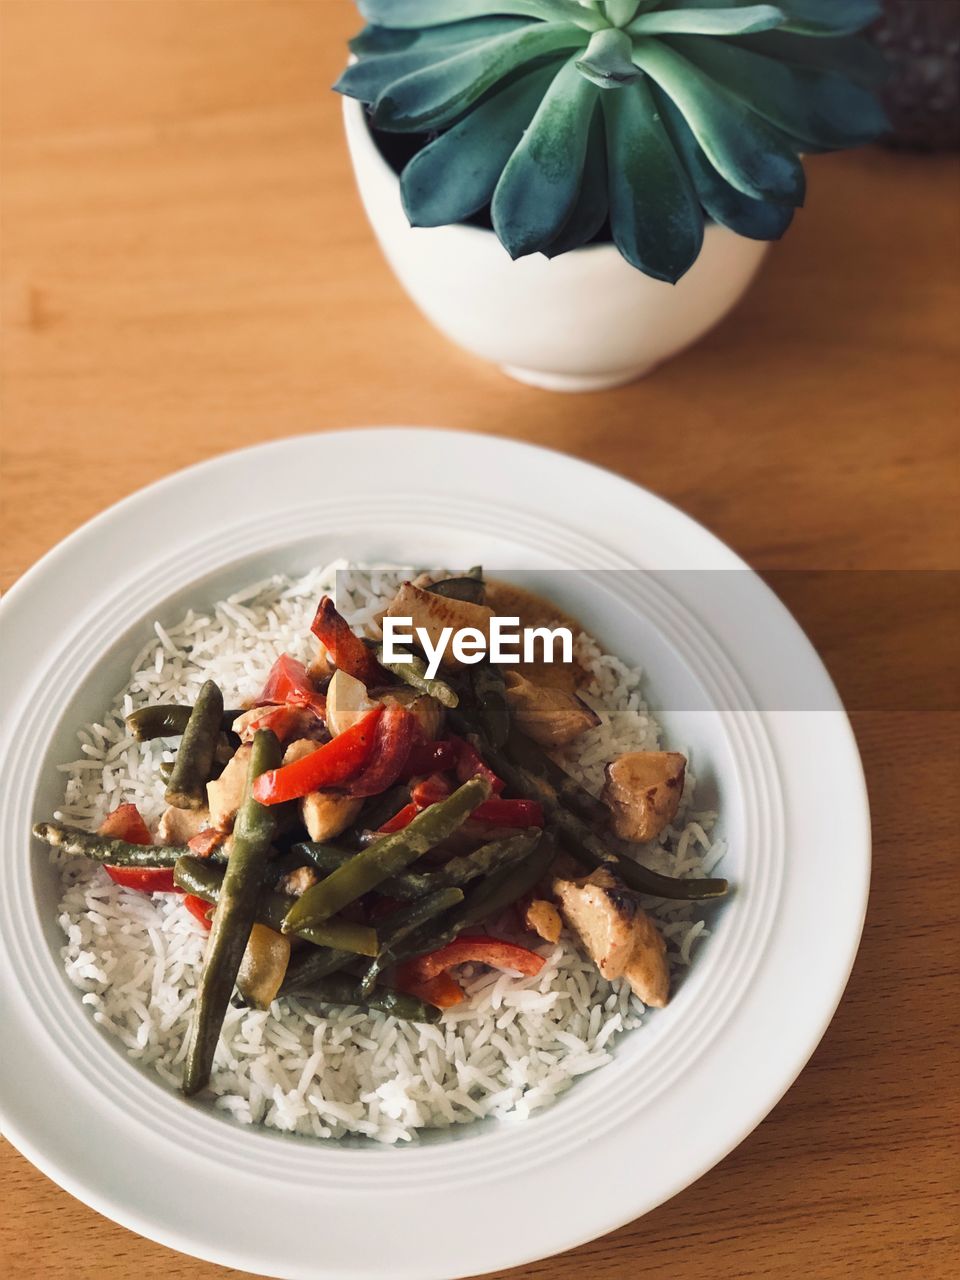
<box><xmin>336</xmin><ymin>0</ymin><xmax>887</xmax><ymax>281</ymax></box>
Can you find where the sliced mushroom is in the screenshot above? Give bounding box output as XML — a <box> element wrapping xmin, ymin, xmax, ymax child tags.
<box><xmin>157</xmin><ymin>805</ymin><xmax>211</xmax><ymax>846</ymax></box>
<box><xmin>503</xmin><ymin>670</ymin><xmax>599</xmax><ymax>747</ymax></box>
<box><xmin>525</xmin><ymin>899</ymin><xmax>563</xmax><ymax>945</ymax></box>
<box><xmin>301</xmin><ymin>790</ymin><xmax>363</xmax><ymax>842</ymax></box>
<box><xmin>382</xmin><ymin>581</ymin><xmax>493</xmax><ymax>669</ymax></box>
<box><xmin>602</xmin><ymin>751</ymin><xmax>686</xmax><ymax>844</ymax></box>
<box><xmin>553</xmin><ymin>867</ymin><xmax>670</xmax><ymax>1007</ymax></box>
<box><xmin>236</xmin><ymin>924</ymin><xmax>291</xmax><ymax>1010</ymax></box>
<box><xmin>206</xmin><ymin>744</ymin><xmax>251</xmax><ymax>830</ymax></box>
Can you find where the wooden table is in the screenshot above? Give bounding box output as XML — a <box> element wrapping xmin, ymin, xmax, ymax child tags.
<box><xmin>2</xmin><ymin>3</ymin><xmax>958</xmax><ymax>1278</ymax></box>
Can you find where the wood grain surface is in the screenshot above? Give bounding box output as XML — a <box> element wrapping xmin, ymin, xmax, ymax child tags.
<box><xmin>1</xmin><ymin>3</ymin><xmax>958</xmax><ymax>1278</ymax></box>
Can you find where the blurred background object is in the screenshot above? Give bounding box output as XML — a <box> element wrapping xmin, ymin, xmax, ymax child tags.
<box><xmin>872</xmin><ymin>0</ymin><xmax>960</xmax><ymax>149</ymax></box>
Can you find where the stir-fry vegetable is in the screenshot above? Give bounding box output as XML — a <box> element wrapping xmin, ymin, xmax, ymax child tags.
<box><xmin>345</xmin><ymin>703</ymin><xmax>417</xmax><ymax>797</ymax></box>
<box><xmin>399</xmin><ymin>935</ymin><xmax>545</xmax><ymax>982</ymax></box>
<box><xmin>282</xmin><ymin>776</ymin><xmax>493</xmax><ymax>934</ymax></box>
<box><xmin>427</xmin><ymin>575</ymin><xmax>486</xmax><ymax>604</ymax></box>
<box><xmin>33</xmin><ymin>821</ymin><xmax>185</xmax><ymax>867</ymax></box>
<box><xmin>288</xmin><ymin>973</ymin><xmax>441</xmax><ymax>1023</ymax></box>
<box><xmin>125</xmin><ymin>703</ymin><xmax>238</xmax><ymax>741</ymax></box>
<box><xmin>252</xmin><ymin>707</ymin><xmax>382</xmax><ymax>805</ymax></box>
<box><xmin>173</xmin><ymin>856</ymin><xmax>378</xmax><ymax>956</ymax></box>
<box><xmin>165</xmin><ymin>680</ymin><xmax>225</xmax><ymax>810</ymax></box>
<box><xmin>393</xmin><ymin>969</ymin><xmax>465</xmax><ymax>1009</ymax></box>
<box><xmin>469</xmin><ymin>663</ymin><xmax>510</xmax><ymax>748</ymax></box>
<box><xmin>182</xmin><ymin>729</ymin><xmax>282</xmax><ymax>1096</ymax></box>
<box><xmin>236</xmin><ymin>923</ymin><xmax>291</xmax><ymax>1010</ymax></box>
<box><xmin>375</xmin><ymin>643</ymin><xmax>459</xmax><ymax>708</ymax></box>
<box><xmin>358</xmin><ymin>887</ymin><xmax>464</xmax><ymax>997</ymax></box>
<box><xmin>257</xmin><ymin>653</ymin><xmax>326</xmax><ymax>716</ymax></box>
<box><xmin>311</xmin><ymin>596</ymin><xmax>383</xmax><ymax>686</ymax></box>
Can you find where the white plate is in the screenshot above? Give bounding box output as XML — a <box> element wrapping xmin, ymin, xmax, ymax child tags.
<box><xmin>0</xmin><ymin>429</ymin><xmax>870</xmax><ymax>1280</ymax></box>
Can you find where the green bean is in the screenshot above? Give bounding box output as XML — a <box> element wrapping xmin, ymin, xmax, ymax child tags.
<box><xmin>297</xmin><ymin>831</ymin><xmax>538</xmax><ymax>900</ymax></box>
<box><xmin>32</xmin><ymin>822</ymin><xmax>185</xmax><ymax>867</ymax></box>
<box><xmin>282</xmin><ymin>777</ymin><xmax>492</xmax><ymax>934</ymax></box>
<box><xmin>358</xmin><ymin>888</ymin><xmax>463</xmax><ymax>997</ymax></box>
<box><xmin>375</xmin><ymin>644</ymin><xmax>459</xmax><ymax>708</ymax></box>
<box><xmin>427</xmin><ymin>575</ymin><xmax>486</xmax><ymax>604</ymax></box>
<box><xmin>352</xmin><ymin>783</ymin><xmax>411</xmax><ymax>837</ymax></box>
<box><xmin>392</xmin><ymin>831</ymin><xmax>556</xmax><ymax>963</ymax></box>
<box><xmin>286</xmin><ymin>974</ymin><xmax>441</xmax><ymax>1023</ymax></box>
<box><xmin>182</xmin><ymin>728</ymin><xmax>282</xmax><ymax>1096</ymax></box>
<box><xmin>456</xmin><ymin>724</ymin><xmax>727</xmax><ymax>901</ymax></box>
<box><xmin>470</xmin><ymin>663</ymin><xmax>510</xmax><ymax>748</ymax></box>
<box><xmin>278</xmin><ymin>945</ymin><xmax>353</xmax><ymax>996</ymax></box>
<box><xmin>125</xmin><ymin>702</ymin><xmax>239</xmax><ymax>741</ymax></box>
<box><xmin>503</xmin><ymin>727</ymin><xmax>607</xmax><ymax>825</ymax></box>
<box><xmin>158</xmin><ymin>760</ymin><xmax>175</xmax><ymax>782</ymax></box>
<box><xmin>174</xmin><ymin>856</ymin><xmax>379</xmax><ymax>957</ymax></box>
<box><xmin>164</xmin><ymin>681</ymin><xmax>225</xmax><ymax>810</ymax></box>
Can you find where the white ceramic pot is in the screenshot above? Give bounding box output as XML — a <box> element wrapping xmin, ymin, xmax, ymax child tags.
<box><xmin>343</xmin><ymin>95</ymin><xmax>769</xmax><ymax>392</ymax></box>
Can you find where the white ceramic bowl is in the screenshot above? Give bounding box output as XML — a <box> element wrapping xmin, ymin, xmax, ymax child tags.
<box><xmin>343</xmin><ymin>98</ymin><xmax>769</xmax><ymax>391</ymax></box>
<box><xmin>0</xmin><ymin>430</ymin><xmax>869</xmax><ymax>1279</ymax></box>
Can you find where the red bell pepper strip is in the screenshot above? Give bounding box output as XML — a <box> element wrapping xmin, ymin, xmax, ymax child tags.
<box><xmin>99</xmin><ymin>802</ymin><xmax>153</xmax><ymax>846</ymax></box>
<box><xmin>257</xmin><ymin>653</ymin><xmax>326</xmax><ymax>716</ymax></box>
<box><xmin>98</xmin><ymin>804</ymin><xmax>178</xmax><ymax>892</ymax></box>
<box><xmin>183</xmin><ymin>894</ymin><xmax>213</xmax><ymax>930</ymax></box>
<box><xmin>310</xmin><ymin>596</ymin><xmax>383</xmax><ymax>686</ymax></box>
<box><xmin>377</xmin><ymin>802</ymin><xmax>419</xmax><ymax>834</ymax></box>
<box><xmin>104</xmin><ymin>865</ymin><xmax>178</xmax><ymax>893</ymax></box>
<box><xmin>252</xmin><ymin>705</ymin><xmax>382</xmax><ymax>805</ymax></box>
<box><xmin>187</xmin><ymin>828</ymin><xmax>226</xmax><ymax>859</ymax></box>
<box><xmin>401</xmin><ymin>935</ymin><xmax>545</xmax><ymax>982</ymax></box>
<box><xmin>471</xmin><ymin>797</ymin><xmax>544</xmax><ymax>828</ymax></box>
<box><xmin>346</xmin><ymin>704</ymin><xmax>417</xmax><ymax>797</ymax></box>
<box><xmin>410</xmin><ymin>774</ymin><xmax>451</xmax><ymax>807</ymax></box>
<box><xmin>401</xmin><ymin>739</ymin><xmax>456</xmax><ymax>779</ymax></box>
<box><xmin>449</xmin><ymin>735</ymin><xmax>503</xmax><ymax>793</ymax></box>
<box><xmin>393</xmin><ymin>968</ymin><xmax>465</xmax><ymax>1009</ymax></box>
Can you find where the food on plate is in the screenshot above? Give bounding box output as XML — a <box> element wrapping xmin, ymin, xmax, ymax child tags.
<box><xmin>37</xmin><ymin>565</ymin><xmax>728</xmax><ymax>1141</ymax></box>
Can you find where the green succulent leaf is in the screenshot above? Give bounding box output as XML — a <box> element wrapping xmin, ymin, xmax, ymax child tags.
<box><xmin>400</xmin><ymin>63</ymin><xmax>559</xmax><ymax>226</ymax></box>
<box><xmin>576</xmin><ymin>29</ymin><xmax>643</xmax><ymax>88</ymax></box>
<box><xmin>542</xmin><ymin>103</ymin><xmax>609</xmax><ymax>257</ymax></box>
<box><xmin>491</xmin><ymin>58</ymin><xmax>601</xmax><ymax>258</ymax></box>
<box><xmin>632</xmin><ymin>40</ymin><xmax>805</xmax><ymax>205</ymax></box>
<box><xmin>358</xmin><ymin>0</ymin><xmax>604</xmax><ymax>32</ymax></box>
<box><xmin>657</xmin><ymin>0</ymin><xmax>880</xmax><ymax>37</ymax></box>
<box><xmin>603</xmin><ymin>0</ymin><xmax>641</xmax><ymax>26</ymax></box>
<box><xmin>671</xmin><ymin>34</ymin><xmax>888</xmax><ymax>148</ymax></box>
<box><xmin>628</xmin><ymin>5</ymin><xmax>786</xmax><ymax>37</ymax></box>
<box><xmin>655</xmin><ymin>87</ymin><xmax>793</xmax><ymax>239</ymax></box>
<box><xmin>603</xmin><ymin>77</ymin><xmax>703</xmax><ymax>282</ymax></box>
<box><xmin>733</xmin><ymin>31</ymin><xmax>888</xmax><ymax>87</ymax></box>
<box><xmin>337</xmin><ymin>38</ymin><xmax>492</xmax><ymax>102</ymax></box>
<box><xmin>373</xmin><ymin>22</ymin><xmax>585</xmax><ymax>131</ymax></box>
<box><xmin>350</xmin><ymin>17</ymin><xmax>535</xmax><ymax>56</ymax></box>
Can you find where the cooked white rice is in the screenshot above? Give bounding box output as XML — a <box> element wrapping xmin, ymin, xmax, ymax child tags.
<box><xmin>52</xmin><ymin>564</ymin><xmax>724</xmax><ymax>1143</ymax></box>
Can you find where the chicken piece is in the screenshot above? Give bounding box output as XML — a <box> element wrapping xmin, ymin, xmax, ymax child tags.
<box><xmin>157</xmin><ymin>805</ymin><xmax>211</xmax><ymax>846</ymax></box>
<box><xmin>206</xmin><ymin>744</ymin><xmax>251</xmax><ymax>830</ymax></box>
<box><xmin>278</xmin><ymin>865</ymin><xmax>318</xmax><ymax>897</ymax></box>
<box><xmin>277</xmin><ymin>739</ymin><xmax>363</xmax><ymax>841</ymax></box>
<box><xmin>325</xmin><ymin>669</ymin><xmax>378</xmax><ymax>736</ymax></box>
<box><xmin>602</xmin><ymin>751</ymin><xmax>686</xmax><ymax>844</ymax></box>
<box><xmin>282</xmin><ymin>738</ymin><xmax>320</xmax><ymax>767</ymax></box>
<box><xmin>300</xmin><ymin>791</ymin><xmax>363</xmax><ymax>842</ymax></box>
<box><xmin>525</xmin><ymin>898</ymin><xmax>563</xmax><ymax>944</ymax></box>
<box><xmin>382</xmin><ymin>582</ymin><xmax>494</xmax><ymax>669</ymax></box>
<box><xmin>504</xmin><ymin>670</ymin><xmax>599</xmax><ymax>747</ymax></box>
<box><xmin>553</xmin><ymin>867</ymin><xmax>669</xmax><ymax>1007</ymax></box>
